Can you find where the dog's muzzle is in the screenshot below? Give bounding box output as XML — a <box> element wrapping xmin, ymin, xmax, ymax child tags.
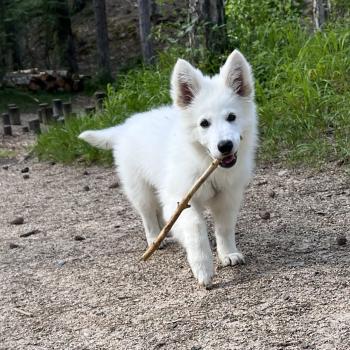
<box><xmin>220</xmin><ymin>152</ymin><xmax>238</xmax><ymax>168</ymax></box>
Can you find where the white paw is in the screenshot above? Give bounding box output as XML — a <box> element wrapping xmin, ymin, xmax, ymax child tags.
<box><xmin>220</xmin><ymin>252</ymin><xmax>245</xmax><ymax>267</ymax></box>
<box><xmin>191</xmin><ymin>262</ymin><xmax>214</xmax><ymax>288</ymax></box>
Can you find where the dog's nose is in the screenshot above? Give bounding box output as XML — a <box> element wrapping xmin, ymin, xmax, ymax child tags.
<box><xmin>217</xmin><ymin>140</ymin><xmax>233</xmax><ymax>154</ymax></box>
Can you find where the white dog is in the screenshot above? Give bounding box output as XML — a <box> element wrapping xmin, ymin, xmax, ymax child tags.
<box><xmin>79</xmin><ymin>50</ymin><xmax>257</xmax><ymax>287</ymax></box>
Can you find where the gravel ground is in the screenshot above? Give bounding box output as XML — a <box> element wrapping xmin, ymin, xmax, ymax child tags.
<box><xmin>0</xmin><ymin>129</ymin><xmax>349</xmax><ymax>350</ymax></box>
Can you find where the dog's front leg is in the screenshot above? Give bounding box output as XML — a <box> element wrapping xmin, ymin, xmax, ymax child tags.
<box><xmin>209</xmin><ymin>190</ymin><xmax>245</xmax><ymax>266</ymax></box>
<box><xmin>164</xmin><ymin>202</ymin><xmax>213</xmax><ymax>287</ymax></box>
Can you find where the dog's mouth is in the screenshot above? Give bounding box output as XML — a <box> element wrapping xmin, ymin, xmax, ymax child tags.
<box><xmin>220</xmin><ymin>152</ymin><xmax>238</xmax><ymax>168</ymax></box>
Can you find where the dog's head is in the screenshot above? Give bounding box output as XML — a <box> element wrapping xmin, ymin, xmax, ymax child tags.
<box><xmin>171</xmin><ymin>50</ymin><xmax>255</xmax><ymax>168</ymax></box>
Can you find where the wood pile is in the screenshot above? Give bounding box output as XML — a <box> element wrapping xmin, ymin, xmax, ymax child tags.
<box><xmin>3</xmin><ymin>69</ymin><xmax>89</xmax><ymax>92</ymax></box>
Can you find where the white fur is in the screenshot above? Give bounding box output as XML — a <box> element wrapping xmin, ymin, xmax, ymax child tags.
<box><xmin>79</xmin><ymin>50</ymin><xmax>258</xmax><ymax>287</ymax></box>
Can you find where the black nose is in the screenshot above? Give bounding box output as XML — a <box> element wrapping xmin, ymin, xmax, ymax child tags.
<box><xmin>217</xmin><ymin>140</ymin><xmax>233</xmax><ymax>154</ymax></box>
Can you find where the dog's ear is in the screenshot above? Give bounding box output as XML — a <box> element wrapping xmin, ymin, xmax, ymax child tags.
<box><xmin>171</xmin><ymin>59</ymin><xmax>202</xmax><ymax>109</ymax></box>
<box><xmin>220</xmin><ymin>50</ymin><xmax>254</xmax><ymax>98</ymax></box>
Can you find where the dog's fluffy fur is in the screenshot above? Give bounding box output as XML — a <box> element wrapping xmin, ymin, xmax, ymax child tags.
<box><xmin>79</xmin><ymin>50</ymin><xmax>257</xmax><ymax>287</ymax></box>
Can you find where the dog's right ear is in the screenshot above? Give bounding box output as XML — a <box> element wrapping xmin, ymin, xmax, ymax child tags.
<box><xmin>171</xmin><ymin>59</ymin><xmax>202</xmax><ymax>109</ymax></box>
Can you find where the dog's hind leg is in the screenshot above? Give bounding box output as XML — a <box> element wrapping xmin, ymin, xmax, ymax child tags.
<box><xmin>122</xmin><ymin>180</ymin><xmax>162</xmax><ymax>247</ymax></box>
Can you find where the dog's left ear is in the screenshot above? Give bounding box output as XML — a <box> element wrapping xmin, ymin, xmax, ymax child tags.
<box><xmin>220</xmin><ymin>50</ymin><xmax>254</xmax><ymax>98</ymax></box>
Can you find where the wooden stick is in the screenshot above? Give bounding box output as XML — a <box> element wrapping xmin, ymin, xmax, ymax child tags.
<box><xmin>141</xmin><ymin>158</ymin><xmax>221</xmax><ymax>261</ymax></box>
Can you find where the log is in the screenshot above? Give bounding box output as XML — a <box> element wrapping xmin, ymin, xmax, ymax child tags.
<box><xmin>3</xmin><ymin>125</ymin><xmax>12</xmax><ymax>136</ymax></box>
<box><xmin>45</xmin><ymin>107</ymin><xmax>54</xmax><ymax>123</ymax></box>
<box><xmin>94</xmin><ymin>91</ymin><xmax>106</xmax><ymax>111</ymax></box>
<box><xmin>8</xmin><ymin>106</ymin><xmax>21</xmax><ymax>125</ymax></box>
<box><xmin>52</xmin><ymin>99</ymin><xmax>63</xmax><ymax>117</ymax></box>
<box><xmin>28</xmin><ymin>119</ymin><xmax>41</xmax><ymax>134</ymax></box>
<box><xmin>1</xmin><ymin>113</ymin><xmax>10</xmax><ymax>125</ymax></box>
<box><xmin>63</xmin><ymin>102</ymin><xmax>72</xmax><ymax>117</ymax></box>
<box><xmin>85</xmin><ymin>106</ymin><xmax>96</xmax><ymax>115</ymax></box>
<box><xmin>141</xmin><ymin>158</ymin><xmax>221</xmax><ymax>261</ymax></box>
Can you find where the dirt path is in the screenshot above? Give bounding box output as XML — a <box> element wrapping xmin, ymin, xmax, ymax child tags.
<box><xmin>0</xmin><ymin>129</ymin><xmax>349</xmax><ymax>350</ymax></box>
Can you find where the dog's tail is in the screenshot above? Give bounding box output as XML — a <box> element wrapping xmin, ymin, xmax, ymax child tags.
<box><xmin>78</xmin><ymin>126</ymin><xmax>120</xmax><ymax>150</ymax></box>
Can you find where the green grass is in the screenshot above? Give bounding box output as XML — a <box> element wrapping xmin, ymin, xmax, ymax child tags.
<box><xmin>34</xmin><ymin>15</ymin><xmax>350</xmax><ymax>168</ymax></box>
<box><xmin>0</xmin><ymin>88</ymin><xmax>77</xmax><ymax>113</ymax></box>
<box><xmin>0</xmin><ymin>148</ymin><xmax>17</xmax><ymax>158</ymax></box>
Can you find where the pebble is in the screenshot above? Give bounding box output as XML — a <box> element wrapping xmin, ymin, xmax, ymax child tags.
<box><xmin>56</xmin><ymin>260</ymin><xmax>66</xmax><ymax>267</ymax></box>
<box><xmin>10</xmin><ymin>217</ymin><xmax>24</xmax><ymax>225</ymax></box>
<box><xmin>21</xmin><ymin>167</ymin><xmax>29</xmax><ymax>173</ymax></box>
<box><xmin>83</xmin><ymin>185</ymin><xmax>90</xmax><ymax>191</ymax></box>
<box><xmin>23</xmin><ymin>174</ymin><xmax>30</xmax><ymax>179</ymax></box>
<box><xmin>268</xmin><ymin>190</ymin><xmax>276</xmax><ymax>198</ymax></box>
<box><xmin>3</xmin><ymin>165</ymin><xmax>9</xmax><ymax>170</ymax></box>
<box><xmin>109</xmin><ymin>182</ymin><xmax>119</xmax><ymax>189</ymax></box>
<box><xmin>9</xmin><ymin>243</ymin><xmax>19</xmax><ymax>249</ymax></box>
<box><xmin>336</xmin><ymin>235</ymin><xmax>347</xmax><ymax>246</ymax></box>
<box><xmin>74</xmin><ymin>235</ymin><xmax>85</xmax><ymax>241</ymax></box>
<box><xmin>278</xmin><ymin>170</ymin><xmax>288</xmax><ymax>176</ymax></box>
<box><xmin>83</xmin><ymin>170</ymin><xmax>89</xmax><ymax>176</ymax></box>
<box><xmin>259</xmin><ymin>211</ymin><xmax>271</xmax><ymax>220</ymax></box>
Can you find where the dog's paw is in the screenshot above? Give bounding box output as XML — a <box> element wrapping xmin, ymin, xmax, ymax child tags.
<box><xmin>219</xmin><ymin>252</ymin><xmax>245</xmax><ymax>267</ymax></box>
<box><xmin>191</xmin><ymin>263</ymin><xmax>214</xmax><ymax>288</ymax></box>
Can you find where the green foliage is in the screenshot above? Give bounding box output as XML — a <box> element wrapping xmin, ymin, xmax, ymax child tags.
<box><xmin>35</xmin><ymin>1</ymin><xmax>350</xmax><ymax>167</ymax></box>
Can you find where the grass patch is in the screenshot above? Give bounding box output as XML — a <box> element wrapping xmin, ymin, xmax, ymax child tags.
<box><xmin>34</xmin><ymin>14</ymin><xmax>350</xmax><ymax>167</ymax></box>
<box><xmin>0</xmin><ymin>88</ymin><xmax>78</xmax><ymax>114</ymax></box>
<box><xmin>0</xmin><ymin>148</ymin><xmax>17</xmax><ymax>158</ymax></box>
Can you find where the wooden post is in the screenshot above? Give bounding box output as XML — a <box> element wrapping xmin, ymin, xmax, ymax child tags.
<box><xmin>1</xmin><ymin>113</ymin><xmax>10</xmax><ymax>125</ymax></box>
<box><xmin>85</xmin><ymin>106</ymin><xmax>96</xmax><ymax>115</ymax></box>
<box><xmin>3</xmin><ymin>125</ymin><xmax>12</xmax><ymax>136</ymax></box>
<box><xmin>94</xmin><ymin>91</ymin><xmax>106</xmax><ymax>111</ymax></box>
<box><xmin>28</xmin><ymin>119</ymin><xmax>41</xmax><ymax>134</ymax></box>
<box><xmin>52</xmin><ymin>99</ymin><xmax>63</xmax><ymax>117</ymax></box>
<box><xmin>38</xmin><ymin>103</ymin><xmax>49</xmax><ymax>122</ymax></box>
<box><xmin>8</xmin><ymin>106</ymin><xmax>21</xmax><ymax>125</ymax></box>
<box><xmin>63</xmin><ymin>102</ymin><xmax>72</xmax><ymax>117</ymax></box>
<box><xmin>45</xmin><ymin>107</ymin><xmax>54</xmax><ymax>122</ymax></box>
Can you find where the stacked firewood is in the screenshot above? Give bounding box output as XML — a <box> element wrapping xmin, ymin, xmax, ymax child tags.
<box><xmin>3</xmin><ymin>69</ymin><xmax>89</xmax><ymax>92</ymax></box>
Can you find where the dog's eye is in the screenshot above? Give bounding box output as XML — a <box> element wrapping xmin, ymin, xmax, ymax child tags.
<box><xmin>200</xmin><ymin>119</ymin><xmax>210</xmax><ymax>128</ymax></box>
<box><xmin>227</xmin><ymin>113</ymin><xmax>236</xmax><ymax>122</ymax></box>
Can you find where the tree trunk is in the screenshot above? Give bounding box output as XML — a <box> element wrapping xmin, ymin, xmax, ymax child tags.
<box><xmin>52</xmin><ymin>0</ymin><xmax>79</xmax><ymax>73</ymax></box>
<box><xmin>189</xmin><ymin>0</ymin><xmax>227</xmax><ymax>54</ymax></box>
<box><xmin>312</xmin><ymin>0</ymin><xmax>331</xmax><ymax>30</ymax></box>
<box><xmin>137</xmin><ymin>0</ymin><xmax>155</xmax><ymax>65</ymax></box>
<box><xmin>92</xmin><ymin>0</ymin><xmax>112</xmax><ymax>80</ymax></box>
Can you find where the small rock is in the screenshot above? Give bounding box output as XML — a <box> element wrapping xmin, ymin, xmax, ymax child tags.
<box><xmin>10</xmin><ymin>217</ymin><xmax>24</xmax><ymax>225</ymax></box>
<box><xmin>336</xmin><ymin>235</ymin><xmax>347</xmax><ymax>246</ymax></box>
<box><xmin>74</xmin><ymin>235</ymin><xmax>85</xmax><ymax>241</ymax></box>
<box><xmin>278</xmin><ymin>170</ymin><xmax>287</xmax><ymax>176</ymax></box>
<box><xmin>9</xmin><ymin>243</ymin><xmax>19</xmax><ymax>249</ymax></box>
<box><xmin>83</xmin><ymin>170</ymin><xmax>89</xmax><ymax>175</ymax></box>
<box><xmin>23</xmin><ymin>174</ymin><xmax>30</xmax><ymax>179</ymax></box>
<box><xmin>3</xmin><ymin>165</ymin><xmax>9</xmax><ymax>170</ymax></box>
<box><xmin>21</xmin><ymin>167</ymin><xmax>29</xmax><ymax>173</ymax></box>
<box><xmin>191</xmin><ymin>346</ymin><xmax>202</xmax><ymax>350</ymax></box>
<box><xmin>20</xmin><ymin>229</ymin><xmax>40</xmax><ymax>238</ymax></box>
<box><xmin>109</xmin><ymin>182</ymin><xmax>119</xmax><ymax>189</ymax></box>
<box><xmin>56</xmin><ymin>260</ymin><xmax>66</xmax><ymax>267</ymax></box>
<box><xmin>83</xmin><ymin>185</ymin><xmax>90</xmax><ymax>191</ymax></box>
<box><xmin>259</xmin><ymin>211</ymin><xmax>271</xmax><ymax>220</ymax></box>
<box><xmin>50</xmin><ymin>161</ymin><xmax>56</xmax><ymax>166</ymax></box>
<box><xmin>268</xmin><ymin>190</ymin><xmax>276</xmax><ymax>198</ymax></box>
<box><xmin>257</xmin><ymin>180</ymin><xmax>268</xmax><ymax>186</ymax></box>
